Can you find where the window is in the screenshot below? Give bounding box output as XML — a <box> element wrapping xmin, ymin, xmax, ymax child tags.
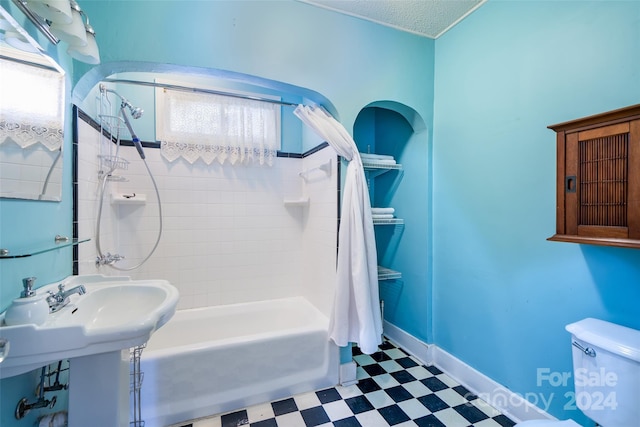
<box><xmin>156</xmin><ymin>86</ymin><xmax>281</xmax><ymax>166</ymax></box>
<box><xmin>0</xmin><ymin>58</ymin><xmax>64</xmax><ymax>150</ymax></box>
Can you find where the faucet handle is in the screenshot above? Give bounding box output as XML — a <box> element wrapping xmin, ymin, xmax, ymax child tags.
<box><xmin>46</xmin><ymin>291</ymin><xmax>57</xmax><ymax>308</ymax></box>
<box><xmin>21</xmin><ymin>277</ymin><xmax>37</xmax><ymax>298</ymax></box>
<box><xmin>58</xmin><ymin>283</ymin><xmax>65</xmax><ymax>292</ymax></box>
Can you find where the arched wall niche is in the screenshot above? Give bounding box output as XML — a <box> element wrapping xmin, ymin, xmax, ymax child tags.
<box><xmin>353</xmin><ymin>100</ymin><xmax>426</xmax><ymax>159</ymax></box>
<box><xmin>71</xmin><ymin>61</ymin><xmax>339</xmax><ymax>118</ymax></box>
<box><xmin>72</xmin><ymin>61</ymin><xmax>340</xmax><ymax>154</ymax></box>
<box><xmin>353</xmin><ymin>100</ymin><xmax>430</xmax><ymax>335</ymax></box>
<box><xmin>363</xmin><ymin>101</ymin><xmax>427</xmax><ymax>134</ymax></box>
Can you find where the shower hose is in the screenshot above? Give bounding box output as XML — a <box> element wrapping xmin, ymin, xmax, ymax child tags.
<box><xmin>95</xmin><ymin>155</ymin><xmax>163</xmax><ymax>271</ymax></box>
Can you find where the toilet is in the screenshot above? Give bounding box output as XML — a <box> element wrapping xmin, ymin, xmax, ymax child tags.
<box><xmin>516</xmin><ymin>318</ymin><xmax>640</xmax><ymax>427</ymax></box>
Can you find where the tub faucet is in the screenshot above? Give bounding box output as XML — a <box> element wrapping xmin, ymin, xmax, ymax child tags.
<box><xmin>47</xmin><ymin>284</ymin><xmax>86</xmax><ymax>313</ymax></box>
<box><xmin>96</xmin><ymin>252</ymin><xmax>125</xmax><ymax>266</ymax></box>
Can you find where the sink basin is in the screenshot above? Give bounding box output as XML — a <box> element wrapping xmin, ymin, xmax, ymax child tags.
<box><xmin>0</xmin><ymin>275</ymin><xmax>179</xmax><ymax>379</ymax></box>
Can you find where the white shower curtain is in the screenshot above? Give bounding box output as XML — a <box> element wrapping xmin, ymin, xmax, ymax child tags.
<box><xmin>294</xmin><ymin>104</ymin><xmax>382</xmax><ymax>355</ymax></box>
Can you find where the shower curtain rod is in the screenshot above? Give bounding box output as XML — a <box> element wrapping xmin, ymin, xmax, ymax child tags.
<box><xmin>102</xmin><ymin>78</ymin><xmax>300</xmax><ymax>108</ymax></box>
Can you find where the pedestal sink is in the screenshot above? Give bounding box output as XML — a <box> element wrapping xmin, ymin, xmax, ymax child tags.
<box><xmin>0</xmin><ymin>274</ymin><xmax>179</xmax><ymax>426</ymax></box>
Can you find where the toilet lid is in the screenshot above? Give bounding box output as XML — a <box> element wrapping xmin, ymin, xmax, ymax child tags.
<box><xmin>516</xmin><ymin>420</ymin><xmax>581</xmax><ymax>427</ymax></box>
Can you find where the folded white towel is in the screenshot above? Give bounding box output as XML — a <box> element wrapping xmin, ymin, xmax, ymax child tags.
<box><xmin>372</xmin><ymin>207</ymin><xmax>395</xmax><ymax>214</ymax></box>
<box><xmin>360</xmin><ymin>153</ymin><xmax>395</xmax><ymax>161</ymax></box>
<box><xmin>372</xmin><ymin>214</ymin><xmax>395</xmax><ymax>219</ymax></box>
<box><xmin>364</xmin><ymin>159</ymin><xmax>397</xmax><ymax>165</ymax></box>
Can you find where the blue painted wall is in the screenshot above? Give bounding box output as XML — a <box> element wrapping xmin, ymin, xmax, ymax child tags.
<box><xmin>0</xmin><ymin>0</ymin><xmax>75</xmax><ymax>313</ymax></box>
<box><xmin>77</xmin><ymin>0</ymin><xmax>434</xmax><ymax>137</ymax></box>
<box><xmin>1</xmin><ymin>1</ymin><xmax>434</xmax><ymax>425</ymax></box>
<box><xmin>433</xmin><ymin>0</ymin><xmax>640</xmax><ymax>423</ymax></box>
<box><xmin>4</xmin><ymin>0</ymin><xmax>639</xmax><ymax>425</ymax></box>
<box><xmin>0</xmin><ymin>1</ymin><xmax>75</xmax><ymax>424</ymax></box>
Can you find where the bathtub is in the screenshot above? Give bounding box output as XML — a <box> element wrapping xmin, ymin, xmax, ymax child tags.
<box><xmin>139</xmin><ymin>297</ymin><xmax>339</xmax><ymax>427</ymax></box>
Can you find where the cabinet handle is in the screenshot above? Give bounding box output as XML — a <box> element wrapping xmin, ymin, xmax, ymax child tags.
<box><xmin>565</xmin><ymin>175</ymin><xmax>576</xmax><ymax>193</ymax></box>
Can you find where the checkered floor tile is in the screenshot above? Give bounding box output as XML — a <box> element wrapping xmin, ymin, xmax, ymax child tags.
<box><xmin>172</xmin><ymin>339</ymin><xmax>516</xmax><ymax>427</ymax></box>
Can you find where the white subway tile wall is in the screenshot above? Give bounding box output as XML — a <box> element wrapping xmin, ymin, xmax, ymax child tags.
<box><xmin>77</xmin><ymin>118</ymin><xmax>338</xmax><ymax>315</ymax></box>
<box><xmin>0</xmin><ymin>142</ymin><xmax>62</xmax><ymax>198</ymax></box>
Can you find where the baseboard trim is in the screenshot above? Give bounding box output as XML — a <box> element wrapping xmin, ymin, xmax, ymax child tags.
<box><xmin>382</xmin><ymin>320</ymin><xmax>431</xmax><ymax>364</ymax></box>
<box><xmin>383</xmin><ymin>321</ymin><xmax>555</xmax><ymax>423</ymax></box>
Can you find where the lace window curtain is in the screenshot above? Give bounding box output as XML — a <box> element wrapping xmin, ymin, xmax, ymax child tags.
<box><xmin>0</xmin><ymin>59</ymin><xmax>64</xmax><ymax>151</ymax></box>
<box><xmin>158</xmin><ymin>89</ymin><xmax>280</xmax><ymax>166</ymax></box>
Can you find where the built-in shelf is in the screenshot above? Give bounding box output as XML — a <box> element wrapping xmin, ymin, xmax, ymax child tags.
<box><xmin>283</xmin><ymin>197</ymin><xmax>310</xmax><ymax>207</ymax></box>
<box><xmin>0</xmin><ymin>237</ymin><xmax>91</xmax><ymax>259</ymax></box>
<box><xmin>363</xmin><ymin>161</ymin><xmax>402</xmax><ymax>178</ymax></box>
<box><xmin>364</xmin><ymin>159</ymin><xmax>404</xmax><ymax>282</ymax></box>
<box><xmin>378</xmin><ymin>266</ymin><xmax>401</xmax><ymax>281</ymax></box>
<box><xmin>111</xmin><ymin>193</ymin><xmax>146</xmax><ymax>205</ymax></box>
<box><xmin>373</xmin><ymin>217</ymin><xmax>404</xmax><ymax>226</ymax></box>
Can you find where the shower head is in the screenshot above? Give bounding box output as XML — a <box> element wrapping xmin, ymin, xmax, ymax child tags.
<box><xmin>99</xmin><ymin>84</ymin><xmax>144</xmax><ymax>119</ymax></box>
<box><xmin>99</xmin><ymin>84</ymin><xmax>146</xmax><ymax>160</ymax></box>
<box><xmin>129</xmin><ymin>106</ymin><xmax>144</xmax><ymax>119</ymax></box>
<box><xmin>122</xmin><ymin>100</ymin><xmax>144</xmax><ymax>119</ymax></box>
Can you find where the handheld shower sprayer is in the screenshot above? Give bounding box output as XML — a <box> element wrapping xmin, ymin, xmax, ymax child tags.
<box><xmin>99</xmin><ymin>84</ymin><xmax>146</xmax><ymax>159</ymax></box>
<box><xmin>96</xmin><ymin>83</ymin><xmax>163</xmax><ymax>271</ymax></box>
<box><xmin>119</xmin><ymin>105</ymin><xmax>146</xmax><ymax>159</ymax></box>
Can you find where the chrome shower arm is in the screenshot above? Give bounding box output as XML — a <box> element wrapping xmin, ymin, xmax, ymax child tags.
<box><xmin>99</xmin><ymin>84</ymin><xmax>144</xmax><ymax>118</ymax></box>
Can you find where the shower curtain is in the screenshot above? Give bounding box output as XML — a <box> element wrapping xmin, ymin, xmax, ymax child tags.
<box><xmin>294</xmin><ymin>105</ymin><xmax>382</xmax><ymax>355</ymax></box>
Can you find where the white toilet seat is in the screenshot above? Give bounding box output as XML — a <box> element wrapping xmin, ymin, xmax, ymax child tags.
<box><xmin>515</xmin><ymin>420</ymin><xmax>581</xmax><ymax>427</ymax></box>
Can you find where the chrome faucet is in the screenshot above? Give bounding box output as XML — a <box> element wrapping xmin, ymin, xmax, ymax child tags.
<box><xmin>47</xmin><ymin>284</ymin><xmax>86</xmax><ymax>313</ymax></box>
<box><xmin>96</xmin><ymin>252</ymin><xmax>125</xmax><ymax>266</ymax></box>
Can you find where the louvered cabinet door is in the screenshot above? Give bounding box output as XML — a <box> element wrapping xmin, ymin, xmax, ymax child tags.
<box><xmin>549</xmin><ymin>105</ymin><xmax>640</xmax><ymax>248</ymax></box>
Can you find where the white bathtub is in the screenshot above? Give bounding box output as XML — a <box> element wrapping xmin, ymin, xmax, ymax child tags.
<box><xmin>139</xmin><ymin>297</ymin><xmax>339</xmax><ymax>427</ymax></box>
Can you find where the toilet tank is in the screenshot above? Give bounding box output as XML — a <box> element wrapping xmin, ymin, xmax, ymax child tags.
<box><xmin>565</xmin><ymin>318</ymin><xmax>640</xmax><ymax>427</ymax></box>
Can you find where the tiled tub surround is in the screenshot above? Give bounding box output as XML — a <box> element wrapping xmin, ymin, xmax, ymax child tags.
<box><xmin>172</xmin><ymin>340</ymin><xmax>516</xmax><ymax>427</ymax></box>
<box><xmin>140</xmin><ymin>297</ymin><xmax>339</xmax><ymax>427</ymax></box>
<box><xmin>76</xmin><ymin>114</ymin><xmax>338</xmax><ymax>315</ymax></box>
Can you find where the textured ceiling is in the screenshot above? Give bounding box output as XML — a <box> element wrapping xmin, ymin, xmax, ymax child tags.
<box><xmin>298</xmin><ymin>0</ymin><xmax>486</xmax><ymax>39</ymax></box>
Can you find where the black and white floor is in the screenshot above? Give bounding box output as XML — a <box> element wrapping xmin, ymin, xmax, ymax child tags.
<box><xmin>173</xmin><ymin>340</ymin><xmax>516</xmax><ymax>427</ymax></box>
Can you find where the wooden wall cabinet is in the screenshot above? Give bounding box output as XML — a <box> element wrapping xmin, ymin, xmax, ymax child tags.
<box><xmin>548</xmin><ymin>104</ymin><xmax>640</xmax><ymax>248</ymax></box>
